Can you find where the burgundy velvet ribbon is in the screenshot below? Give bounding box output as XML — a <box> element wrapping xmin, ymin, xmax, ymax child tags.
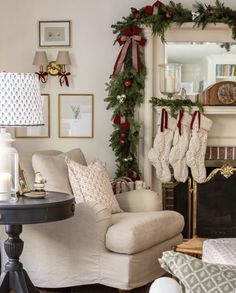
<box><xmin>177</xmin><ymin>110</ymin><xmax>184</xmax><ymax>135</ymax></box>
<box><xmin>190</xmin><ymin>111</ymin><xmax>201</xmax><ymax>131</ymax></box>
<box><xmin>113</xmin><ymin>26</ymin><xmax>146</xmax><ymax>75</ymax></box>
<box><xmin>160</xmin><ymin>108</ymin><xmax>168</xmax><ymax>132</ymax></box>
<box><xmin>58</xmin><ymin>72</ymin><xmax>71</xmax><ymax>87</ymax></box>
<box><xmin>35</xmin><ymin>71</ymin><xmax>48</xmax><ymax>83</ymax></box>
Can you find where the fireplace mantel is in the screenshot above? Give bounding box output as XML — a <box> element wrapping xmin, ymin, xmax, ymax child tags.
<box><xmin>155</xmin><ymin>106</ymin><xmax>236</xmax><ymax>115</ymax></box>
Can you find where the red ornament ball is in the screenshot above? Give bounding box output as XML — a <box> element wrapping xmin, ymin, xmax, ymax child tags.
<box><xmin>113</xmin><ymin>115</ymin><xmax>121</xmax><ymax>124</ymax></box>
<box><xmin>120</xmin><ymin>133</ymin><xmax>126</xmax><ymax>138</ymax></box>
<box><xmin>124</xmin><ymin>79</ymin><xmax>132</xmax><ymax>87</ymax></box>
<box><xmin>165</xmin><ymin>11</ymin><xmax>172</xmax><ymax>19</ymax></box>
<box><xmin>120</xmin><ymin>139</ymin><xmax>125</xmax><ymax>144</ymax></box>
<box><xmin>120</xmin><ymin>121</ymin><xmax>130</xmax><ymax>130</ymax></box>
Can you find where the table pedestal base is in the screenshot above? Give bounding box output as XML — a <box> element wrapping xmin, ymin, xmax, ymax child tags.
<box><xmin>0</xmin><ymin>224</ymin><xmax>40</xmax><ymax>293</ymax></box>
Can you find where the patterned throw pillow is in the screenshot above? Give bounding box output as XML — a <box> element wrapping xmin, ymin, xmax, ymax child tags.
<box><xmin>159</xmin><ymin>250</ymin><xmax>236</xmax><ymax>293</ymax></box>
<box><xmin>66</xmin><ymin>158</ymin><xmax>122</xmax><ymax>213</ymax></box>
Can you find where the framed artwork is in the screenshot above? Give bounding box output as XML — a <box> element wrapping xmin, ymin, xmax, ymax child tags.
<box><xmin>15</xmin><ymin>94</ymin><xmax>50</xmax><ymax>138</ymax></box>
<box><xmin>39</xmin><ymin>20</ymin><xmax>71</xmax><ymax>47</ymax></box>
<box><xmin>18</xmin><ymin>168</ymin><xmax>30</xmax><ymax>195</ymax></box>
<box><xmin>58</xmin><ymin>94</ymin><xmax>94</xmax><ymax>138</ymax></box>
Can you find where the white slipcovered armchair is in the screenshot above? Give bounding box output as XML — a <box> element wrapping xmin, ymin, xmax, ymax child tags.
<box><xmin>0</xmin><ymin>149</ymin><xmax>184</xmax><ymax>291</ymax></box>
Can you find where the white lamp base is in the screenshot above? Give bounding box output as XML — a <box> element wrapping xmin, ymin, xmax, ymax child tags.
<box><xmin>0</xmin><ymin>128</ymin><xmax>19</xmax><ymax>201</ymax></box>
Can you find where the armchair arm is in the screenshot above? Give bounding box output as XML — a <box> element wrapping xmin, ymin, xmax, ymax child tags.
<box><xmin>115</xmin><ymin>189</ymin><xmax>162</xmax><ymax>212</ymax></box>
<box><xmin>1</xmin><ymin>202</ymin><xmax>112</xmax><ymax>288</ymax></box>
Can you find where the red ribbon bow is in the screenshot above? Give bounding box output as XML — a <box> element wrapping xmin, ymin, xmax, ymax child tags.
<box><xmin>113</xmin><ymin>26</ymin><xmax>146</xmax><ymax>75</ymax></box>
<box><xmin>58</xmin><ymin>72</ymin><xmax>71</xmax><ymax>87</ymax></box>
<box><xmin>190</xmin><ymin>111</ymin><xmax>201</xmax><ymax>131</ymax></box>
<box><xmin>35</xmin><ymin>71</ymin><xmax>48</xmax><ymax>83</ymax></box>
<box><xmin>177</xmin><ymin>110</ymin><xmax>184</xmax><ymax>135</ymax></box>
<box><xmin>160</xmin><ymin>108</ymin><xmax>168</xmax><ymax>132</ymax></box>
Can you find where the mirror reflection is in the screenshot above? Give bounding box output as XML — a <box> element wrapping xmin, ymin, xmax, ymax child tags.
<box><xmin>166</xmin><ymin>42</ymin><xmax>236</xmax><ymax>99</ymax></box>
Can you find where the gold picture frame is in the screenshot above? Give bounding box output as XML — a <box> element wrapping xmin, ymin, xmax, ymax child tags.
<box><xmin>15</xmin><ymin>94</ymin><xmax>50</xmax><ymax>138</ymax></box>
<box><xmin>39</xmin><ymin>20</ymin><xmax>71</xmax><ymax>48</ymax></box>
<box><xmin>58</xmin><ymin>94</ymin><xmax>94</xmax><ymax>138</ymax></box>
<box><xmin>18</xmin><ymin>168</ymin><xmax>31</xmax><ymax>195</ymax></box>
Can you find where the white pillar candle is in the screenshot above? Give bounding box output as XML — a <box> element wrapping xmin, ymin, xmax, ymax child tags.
<box><xmin>0</xmin><ymin>172</ymin><xmax>11</xmax><ymax>201</ymax></box>
<box><xmin>165</xmin><ymin>75</ymin><xmax>176</xmax><ymax>93</ymax></box>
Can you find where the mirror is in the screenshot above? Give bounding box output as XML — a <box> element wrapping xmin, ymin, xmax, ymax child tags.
<box><xmin>165</xmin><ymin>42</ymin><xmax>236</xmax><ymax>99</ymax></box>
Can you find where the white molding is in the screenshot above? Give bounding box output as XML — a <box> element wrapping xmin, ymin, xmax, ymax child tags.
<box><xmin>199</xmin><ymin>106</ymin><xmax>236</xmax><ymax>115</ymax></box>
<box><xmin>165</xmin><ymin>23</ymin><xmax>234</xmax><ymax>43</ymax></box>
<box><xmin>142</xmin><ymin>27</ymin><xmax>153</xmax><ymax>188</ymax></box>
<box><xmin>155</xmin><ymin>106</ymin><xmax>236</xmax><ymax>115</ymax></box>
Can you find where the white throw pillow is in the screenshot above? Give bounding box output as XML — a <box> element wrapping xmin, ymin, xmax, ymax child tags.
<box><xmin>32</xmin><ymin>148</ymin><xmax>87</xmax><ymax>194</ymax></box>
<box><xmin>66</xmin><ymin>158</ymin><xmax>122</xmax><ymax>213</ymax></box>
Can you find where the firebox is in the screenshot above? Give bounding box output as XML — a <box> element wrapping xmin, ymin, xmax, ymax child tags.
<box><xmin>163</xmin><ymin>146</ymin><xmax>236</xmax><ymax>239</ymax></box>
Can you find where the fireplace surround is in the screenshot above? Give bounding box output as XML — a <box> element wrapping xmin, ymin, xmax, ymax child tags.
<box><xmin>163</xmin><ymin>146</ymin><xmax>236</xmax><ymax>239</ymax></box>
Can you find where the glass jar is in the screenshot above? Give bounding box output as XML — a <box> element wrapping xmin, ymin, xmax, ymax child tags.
<box><xmin>159</xmin><ymin>63</ymin><xmax>182</xmax><ymax>98</ymax></box>
<box><xmin>0</xmin><ymin>130</ymin><xmax>18</xmax><ymax>201</ymax></box>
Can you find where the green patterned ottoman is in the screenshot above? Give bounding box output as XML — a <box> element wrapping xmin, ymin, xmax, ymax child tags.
<box><xmin>159</xmin><ymin>250</ymin><xmax>236</xmax><ymax>293</ymax></box>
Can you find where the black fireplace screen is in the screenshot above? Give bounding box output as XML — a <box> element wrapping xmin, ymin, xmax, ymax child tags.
<box><xmin>163</xmin><ymin>165</ymin><xmax>236</xmax><ymax>239</ymax></box>
<box><xmin>196</xmin><ymin>169</ymin><xmax>236</xmax><ymax>238</ymax></box>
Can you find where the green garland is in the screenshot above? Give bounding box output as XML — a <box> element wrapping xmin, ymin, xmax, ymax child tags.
<box><xmin>105</xmin><ymin>0</ymin><xmax>236</xmax><ymax>180</ymax></box>
<box><xmin>150</xmin><ymin>97</ymin><xmax>204</xmax><ymax>117</ymax></box>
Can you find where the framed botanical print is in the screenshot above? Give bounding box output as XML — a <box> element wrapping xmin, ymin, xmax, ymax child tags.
<box><xmin>58</xmin><ymin>94</ymin><xmax>94</xmax><ymax>138</ymax></box>
<box><xmin>15</xmin><ymin>94</ymin><xmax>50</xmax><ymax>138</ymax></box>
<box><xmin>39</xmin><ymin>21</ymin><xmax>71</xmax><ymax>47</ymax></box>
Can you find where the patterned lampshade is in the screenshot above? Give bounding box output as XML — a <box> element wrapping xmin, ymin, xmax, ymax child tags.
<box><xmin>0</xmin><ymin>72</ymin><xmax>44</xmax><ymax>127</ymax></box>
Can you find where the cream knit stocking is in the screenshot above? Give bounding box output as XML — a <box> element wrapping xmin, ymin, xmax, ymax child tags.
<box><xmin>148</xmin><ymin>108</ymin><xmax>176</xmax><ymax>183</ymax></box>
<box><xmin>169</xmin><ymin>111</ymin><xmax>192</xmax><ymax>183</ymax></box>
<box><xmin>186</xmin><ymin>111</ymin><xmax>212</xmax><ymax>183</ymax></box>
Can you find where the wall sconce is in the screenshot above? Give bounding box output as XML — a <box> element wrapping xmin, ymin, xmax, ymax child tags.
<box><xmin>56</xmin><ymin>51</ymin><xmax>71</xmax><ymax>87</ymax></box>
<box><xmin>33</xmin><ymin>51</ymin><xmax>48</xmax><ymax>83</ymax></box>
<box><xmin>33</xmin><ymin>51</ymin><xmax>71</xmax><ymax>86</ymax></box>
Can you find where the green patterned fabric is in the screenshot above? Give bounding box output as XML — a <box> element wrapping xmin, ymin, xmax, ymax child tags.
<box><xmin>159</xmin><ymin>251</ymin><xmax>236</xmax><ymax>293</ymax></box>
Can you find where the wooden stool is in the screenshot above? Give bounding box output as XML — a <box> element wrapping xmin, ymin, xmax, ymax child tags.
<box><xmin>174</xmin><ymin>236</ymin><xmax>207</xmax><ymax>258</ymax></box>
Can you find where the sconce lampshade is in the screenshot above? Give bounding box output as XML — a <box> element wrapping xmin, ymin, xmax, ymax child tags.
<box><xmin>33</xmin><ymin>51</ymin><xmax>48</xmax><ymax>66</ymax></box>
<box><xmin>56</xmin><ymin>51</ymin><xmax>71</xmax><ymax>65</ymax></box>
<box><xmin>0</xmin><ymin>72</ymin><xmax>44</xmax><ymax>126</ymax></box>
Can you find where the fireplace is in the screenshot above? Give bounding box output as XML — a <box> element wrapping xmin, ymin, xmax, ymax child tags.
<box><xmin>163</xmin><ymin>146</ymin><xmax>236</xmax><ymax>239</ymax></box>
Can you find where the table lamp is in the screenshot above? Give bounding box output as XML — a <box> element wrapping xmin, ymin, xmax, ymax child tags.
<box><xmin>0</xmin><ymin>72</ymin><xmax>43</xmax><ymax>201</ymax></box>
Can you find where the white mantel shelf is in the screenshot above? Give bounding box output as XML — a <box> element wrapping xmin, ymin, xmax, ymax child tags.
<box><xmin>201</xmin><ymin>106</ymin><xmax>236</xmax><ymax>115</ymax></box>
<box><xmin>155</xmin><ymin>106</ymin><xmax>236</xmax><ymax>115</ymax></box>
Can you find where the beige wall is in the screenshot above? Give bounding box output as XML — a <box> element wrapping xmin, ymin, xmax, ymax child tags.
<box><xmin>1</xmin><ymin>0</ymin><xmax>236</xmax><ymax>176</ymax></box>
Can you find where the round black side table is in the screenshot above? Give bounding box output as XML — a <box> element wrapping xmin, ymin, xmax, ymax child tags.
<box><xmin>0</xmin><ymin>192</ymin><xmax>75</xmax><ymax>293</ymax></box>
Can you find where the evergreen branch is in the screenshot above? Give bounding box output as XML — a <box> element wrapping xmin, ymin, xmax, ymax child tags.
<box><xmin>149</xmin><ymin>97</ymin><xmax>204</xmax><ymax>117</ymax></box>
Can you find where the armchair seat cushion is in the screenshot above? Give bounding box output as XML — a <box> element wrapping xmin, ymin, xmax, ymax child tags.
<box><xmin>106</xmin><ymin>211</ymin><xmax>184</xmax><ymax>254</ymax></box>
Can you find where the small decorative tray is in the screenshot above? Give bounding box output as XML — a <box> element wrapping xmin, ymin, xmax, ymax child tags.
<box><xmin>24</xmin><ymin>191</ymin><xmax>47</xmax><ymax>199</ymax></box>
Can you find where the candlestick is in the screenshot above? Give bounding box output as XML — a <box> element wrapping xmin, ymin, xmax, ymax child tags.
<box><xmin>0</xmin><ymin>172</ymin><xmax>11</xmax><ymax>201</ymax></box>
